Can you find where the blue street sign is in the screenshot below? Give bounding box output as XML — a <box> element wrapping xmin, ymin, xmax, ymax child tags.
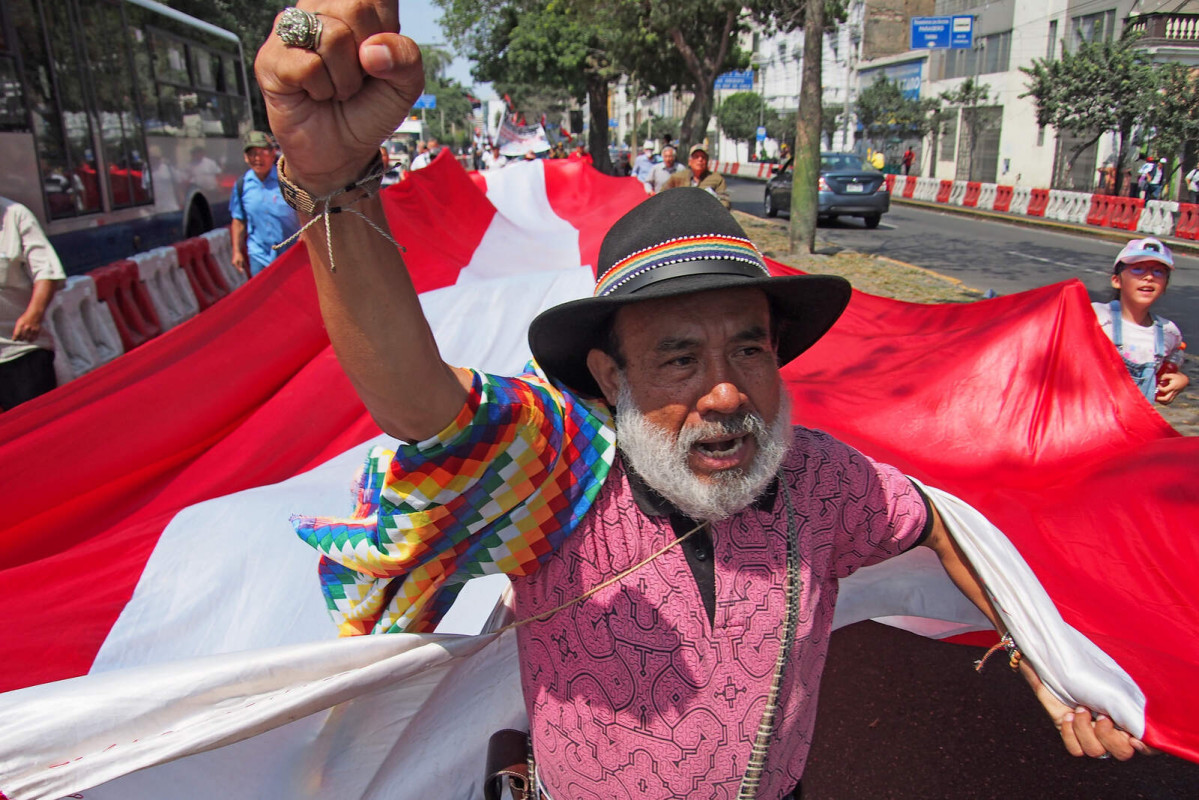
<box><xmin>910</xmin><ymin>16</ymin><xmax>973</xmax><ymax>49</ymax></box>
<box><xmin>756</xmin><ymin>126</ymin><xmax>767</xmax><ymax>142</ymax></box>
<box><xmin>608</xmin><ymin>118</ymin><xmax>618</xmax><ymax>128</ymax></box>
<box><xmin>714</xmin><ymin>69</ymin><xmax>755</xmax><ymax>91</ymax></box>
<box><xmin>412</xmin><ymin>94</ymin><xmax>437</xmax><ymax>109</ymax></box>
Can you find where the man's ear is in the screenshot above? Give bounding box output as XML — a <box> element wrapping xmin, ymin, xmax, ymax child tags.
<box><xmin>1110</xmin><ymin>272</ymin><xmax>1122</xmax><ymax>291</ymax></box>
<box><xmin>586</xmin><ymin>348</ymin><xmax>622</xmax><ymax>406</ymax></box>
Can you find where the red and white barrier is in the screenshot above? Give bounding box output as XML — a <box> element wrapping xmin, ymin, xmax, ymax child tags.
<box><xmin>201</xmin><ymin>227</ymin><xmax>245</xmax><ymax>291</ymax></box>
<box><xmin>1138</xmin><ymin>200</ymin><xmax>1178</xmax><ymax>237</ymax></box>
<box><xmin>130</xmin><ymin>246</ymin><xmax>200</xmax><ymax>332</ymax></box>
<box><xmin>42</xmin><ymin>275</ymin><xmax>124</xmax><ymax>385</ymax></box>
<box><xmin>977</xmin><ymin>184</ymin><xmax>997</xmax><ymax>210</ymax></box>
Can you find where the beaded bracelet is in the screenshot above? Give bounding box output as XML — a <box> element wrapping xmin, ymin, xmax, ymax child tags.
<box><xmin>974</xmin><ymin>631</ymin><xmax>1023</xmax><ymax>672</ymax></box>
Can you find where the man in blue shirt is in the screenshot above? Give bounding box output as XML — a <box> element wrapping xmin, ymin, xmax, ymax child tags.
<box><xmin>230</xmin><ymin>131</ymin><xmax>300</xmax><ymax>277</ymax></box>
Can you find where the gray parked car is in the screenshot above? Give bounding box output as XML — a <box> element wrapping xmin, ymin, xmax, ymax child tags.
<box><xmin>764</xmin><ymin>153</ymin><xmax>890</xmax><ymax>228</ymax></box>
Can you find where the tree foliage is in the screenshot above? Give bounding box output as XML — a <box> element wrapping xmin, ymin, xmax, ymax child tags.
<box><xmin>1020</xmin><ymin>32</ymin><xmax>1156</xmax><ymax>194</ymax></box>
<box><xmin>716</xmin><ymin>92</ymin><xmax>772</xmax><ymax>145</ymax></box>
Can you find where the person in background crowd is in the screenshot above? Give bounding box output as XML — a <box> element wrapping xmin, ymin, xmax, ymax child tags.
<box><xmin>379</xmin><ymin>147</ymin><xmax>401</xmax><ymax>188</ymax></box>
<box><xmin>411</xmin><ymin>138</ymin><xmax>439</xmax><ymax>170</ymax></box>
<box><xmin>869</xmin><ymin>148</ymin><xmax>885</xmax><ymax>171</ymax></box>
<box><xmin>1186</xmin><ymin>162</ymin><xmax>1199</xmax><ymax>204</ymax></box>
<box><xmin>664</xmin><ymin>144</ymin><xmax>730</xmax><ymax>208</ymax></box>
<box><xmin>483</xmin><ymin>145</ymin><xmax>506</xmax><ymax>170</ymax></box>
<box><xmin>902</xmin><ymin>147</ymin><xmax>915</xmax><ymax>175</ymax></box>
<box><xmin>186</xmin><ymin>146</ymin><xmax>222</xmax><ymax>192</ymax></box>
<box><xmin>1148</xmin><ymin>157</ymin><xmax>1167</xmax><ymax>200</ymax></box>
<box><xmin>648</xmin><ymin>145</ymin><xmax>684</xmax><ymax>193</ymax></box>
<box><xmin>230</xmin><ymin>130</ymin><xmax>300</xmax><ymax>278</ymax></box>
<box><xmin>632</xmin><ymin>141</ymin><xmax>657</xmax><ymax>188</ymax></box>
<box><xmin>1092</xmin><ymin>237</ymin><xmax>1188</xmax><ymax>405</ymax></box>
<box><xmin>0</xmin><ymin>196</ymin><xmax>65</xmax><ymax>411</ymax></box>
<box><xmin>568</xmin><ymin>142</ymin><xmax>593</xmax><ymax>166</ymax></box>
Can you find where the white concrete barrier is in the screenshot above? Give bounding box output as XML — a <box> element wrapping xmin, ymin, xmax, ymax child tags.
<box><xmin>42</xmin><ymin>275</ymin><xmax>124</xmax><ymax>384</ymax></box>
<box><xmin>130</xmin><ymin>246</ymin><xmax>199</xmax><ymax>331</ymax></box>
<box><xmin>948</xmin><ymin>181</ymin><xmax>968</xmax><ymax>205</ymax></box>
<box><xmin>201</xmin><ymin>227</ymin><xmax>245</xmax><ymax>291</ymax></box>
<box><xmin>914</xmin><ymin>177</ymin><xmax>939</xmax><ymax>201</ymax></box>
<box><xmin>1139</xmin><ymin>200</ymin><xmax>1178</xmax><ymax>236</ymax></box>
<box><xmin>1010</xmin><ymin>186</ymin><xmax>1033</xmax><ymax>215</ymax></box>
<box><xmin>1045</xmin><ymin>190</ymin><xmax>1066</xmax><ymax>221</ymax></box>
<box><xmin>977</xmin><ymin>183</ymin><xmax>997</xmax><ymax>211</ymax></box>
<box><xmin>1066</xmin><ymin>191</ymin><xmax>1091</xmax><ymax>224</ymax></box>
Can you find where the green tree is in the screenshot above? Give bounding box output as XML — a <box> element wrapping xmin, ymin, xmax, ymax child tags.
<box><xmin>855</xmin><ymin>76</ymin><xmax>924</xmax><ymax>144</ymax></box>
<box><xmin>436</xmin><ymin>0</ymin><xmax>625</xmax><ymax>174</ymax></box>
<box><xmin>767</xmin><ymin>110</ymin><xmax>797</xmax><ymax>153</ymax></box>
<box><xmin>416</xmin><ymin>45</ymin><xmax>480</xmax><ymax>148</ymax></box>
<box><xmin>939</xmin><ymin>77</ymin><xmax>992</xmax><ymax>182</ymax></box>
<box><xmin>1144</xmin><ymin>62</ymin><xmax>1199</xmax><ymax>188</ymax></box>
<box><xmin>746</xmin><ymin>0</ymin><xmax>849</xmax><ymax>253</ymax></box>
<box><xmin>821</xmin><ymin>103</ymin><xmax>843</xmax><ymax>150</ymax></box>
<box><xmin>716</xmin><ymin>92</ymin><xmax>775</xmax><ymax>159</ymax></box>
<box><xmin>1020</xmin><ymin>31</ymin><xmax>1156</xmax><ymax>195</ymax></box>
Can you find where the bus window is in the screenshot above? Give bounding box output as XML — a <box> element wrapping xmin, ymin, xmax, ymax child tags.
<box><xmin>78</xmin><ymin>0</ymin><xmax>152</xmax><ymax>210</ymax></box>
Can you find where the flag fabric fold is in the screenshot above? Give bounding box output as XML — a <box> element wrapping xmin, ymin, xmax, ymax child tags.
<box><xmin>0</xmin><ymin>156</ymin><xmax>1195</xmax><ymax>800</ymax></box>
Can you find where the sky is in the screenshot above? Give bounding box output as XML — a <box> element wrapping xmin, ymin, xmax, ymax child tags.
<box><xmin>400</xmin><ymin>0</ymin><xmax>497</xmax><ymax>100</ymax></box>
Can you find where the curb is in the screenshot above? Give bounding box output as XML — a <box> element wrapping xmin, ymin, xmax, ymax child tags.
<box><xmin>890</xmin><ymin>197</ymin><xmax>1199</xmax><ymax>257</ymax></box>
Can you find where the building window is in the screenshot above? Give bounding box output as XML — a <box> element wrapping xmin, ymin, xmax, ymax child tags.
<box><xmin>1070</xmin><ymin>10</ymin><xmax>1116</xmax><ymax>50</ymax></box>
<box><xmin>1047</xmin><ymin>20</ymin><xmax>1058</xmax><ymax>59</ymax></box>
<box><xmin>1037</xmin><ymin>126</ymin><xmax>1045</xmax><ymax>147</ymax></box>
<box><xmin>939</xmin><ymin>30</ymin><xmax>1011</xmax><ymax>79</ymax></box>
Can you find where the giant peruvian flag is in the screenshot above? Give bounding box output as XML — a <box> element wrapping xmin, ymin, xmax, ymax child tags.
<box><xmin>0</xmin><ymin>152</ymin><xmax>1196</xmax><ymax>799</ymax></box>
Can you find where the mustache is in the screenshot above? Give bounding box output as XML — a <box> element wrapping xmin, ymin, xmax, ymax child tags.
<box><xmin>676</xmin><ymin>412</ymin><xmax>768</xmax><ymax>450</ymax></box>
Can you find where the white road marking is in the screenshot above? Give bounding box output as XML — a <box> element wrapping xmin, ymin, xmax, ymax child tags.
<box><xmin>1005</xmin><ymin>250</ymin><xmax>1106</xmax><ymax>275</ymax></box>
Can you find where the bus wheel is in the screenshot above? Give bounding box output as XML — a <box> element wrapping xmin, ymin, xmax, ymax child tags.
<box><xmin>183</xmin><ymin>197</ymin><xmax>212</xmax><ymax>239</ymax></box>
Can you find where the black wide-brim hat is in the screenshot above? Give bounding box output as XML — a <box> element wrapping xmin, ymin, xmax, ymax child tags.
<box><xmin>528</xmin><ymin>188</ymin><xmax>852</xmax><ymax>397</ymax></box>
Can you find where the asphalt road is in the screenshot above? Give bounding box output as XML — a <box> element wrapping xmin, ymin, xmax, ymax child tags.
<box><xmin>728</xmin><ymin>178</ymin><xmax>1198</xmax><ymax>337</ymax></box>
<box><xmin>726</xmin><ymin>177</ymin><xmax>1199</xmax><ymax>796</ymax></box>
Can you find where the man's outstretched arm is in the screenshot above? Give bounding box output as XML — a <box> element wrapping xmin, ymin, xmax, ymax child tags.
<box><xmin>255</xmin><ymin>0</ymin><xmax>469</xmax><ymax>441</ymax></box>
<box><xmin>921</xmin><ymin>507</ymin><xmax>1152</xmax><ymax>761</ymax></box>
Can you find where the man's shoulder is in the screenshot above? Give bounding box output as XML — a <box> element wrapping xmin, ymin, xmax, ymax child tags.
<box><xmin>665</xmin><ymin>171</ymin><xmax>688</xmax><ymax>187</ymax></box>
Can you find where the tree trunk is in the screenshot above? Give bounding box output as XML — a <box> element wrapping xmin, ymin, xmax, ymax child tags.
<box><xmin>586</xmin><ymin>73</ymin><xmax>613</xmax><ymax>175</ymax></box>
<box><xmin>790</xmin><ymin>0</ymin><xmax>823</xmax><ymax>254</ymax></box>
<box><xmin>680</xmin><ymin>90</ymin><xmax>713</xmax><ymax>149</ymax></box>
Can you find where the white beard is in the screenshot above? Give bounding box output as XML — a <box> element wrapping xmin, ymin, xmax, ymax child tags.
<box><xmin>614</xmin><ymin>378</ymin><xmax>792</xmax><ymax>521</ymax></box>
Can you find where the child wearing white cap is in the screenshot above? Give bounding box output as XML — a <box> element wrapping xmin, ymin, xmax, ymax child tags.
<box><xmin>1092</xmin><ymin>237</ymin><xmax>1188</xmax><ymax>404</ymax></box>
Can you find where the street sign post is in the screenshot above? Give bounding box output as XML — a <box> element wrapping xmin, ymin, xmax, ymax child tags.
<box><xmin>756</xmin><ymin>126</ymin><xmax>767</xmax><ymax>142</ymax></box>
<box><xmin>714</xmin><ymin>69</ymin><xmax>755</xmax><ymax>91</ymax></box>
<box><xmin>910</xmin><ymin>16</ymin><xmax>974</xmax><ymax>49</ymax></box>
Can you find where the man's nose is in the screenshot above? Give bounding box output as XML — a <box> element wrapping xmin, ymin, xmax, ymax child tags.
<box><xmin>696</xmin><ymin>380</ymin><xmax>745</xmax><ymax>416</ymax></box>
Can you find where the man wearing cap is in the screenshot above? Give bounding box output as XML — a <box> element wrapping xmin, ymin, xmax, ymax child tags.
<box><xmin>259</xmin><ymin>5</ymin><xmax>1146</xmax><ymax>797</ymax></box>
<box><xmin>665</xmin><ymin>144</ymin><xmax>731</xmax><ymax>208</ymax></box>
<box><xmin>230</xmin><ymin>131</ymin><xmax>300</xmax><ymax>277</ymax></box>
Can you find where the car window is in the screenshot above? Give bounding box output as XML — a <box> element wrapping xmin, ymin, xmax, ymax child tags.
<box><xmin>820</xmin><ymin>154</ymin><xmax>865</xmax><ymax>171</ymax></box>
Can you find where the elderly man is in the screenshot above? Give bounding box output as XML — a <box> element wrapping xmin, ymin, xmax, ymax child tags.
<box><xmin>666</xmin><ymin>143</ymin><xmax>731</xmax><ymax>208</ymax></box>
<box><xmin>648</xmin><ymin>144</ymin><xmax>684</xmax><ymax>193</ymax></box>
<box><xmin>258</xmin><ymin>4</ymin><xmax>1145</xmax><ymax>798</ymax></box>
<box><xmin>230</xmin><ymin>131</ymin><xmax>300</xmax><ymax>277</ymax></box>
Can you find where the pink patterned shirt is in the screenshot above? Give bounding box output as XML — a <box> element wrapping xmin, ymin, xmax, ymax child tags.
<box><xmin>514</xmin><ymin>426</ymin><xmax>928</xmax><ymax>799</ymax></box>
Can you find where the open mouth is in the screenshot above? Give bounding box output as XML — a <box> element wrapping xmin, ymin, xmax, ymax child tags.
<box><xmin>693</xmin><ymin>435</ymin><xmax>749</xmax><ymax>459</ymax></box>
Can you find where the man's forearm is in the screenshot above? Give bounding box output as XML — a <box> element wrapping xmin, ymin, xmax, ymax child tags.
<box><xmin>300</xmin><ymin>194</ymin><xmax>468</xmax><ymax>441</ymax></box>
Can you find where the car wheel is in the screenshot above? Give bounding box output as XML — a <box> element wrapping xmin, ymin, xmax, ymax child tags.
<box><xmin>764</xmin><ymin>190</ymin><xmax>778</xmax><ymax>218</ymax></box>
<box><xmin>864</xmin><ymin>214</ymin><xmax>881</xmax><ymax>229</ymax></box>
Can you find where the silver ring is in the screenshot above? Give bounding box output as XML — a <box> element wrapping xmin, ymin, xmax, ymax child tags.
<box><xmin>276</xmin><ymin>7</ymin><xmax>322</xmax><ymax>51</ymax></box>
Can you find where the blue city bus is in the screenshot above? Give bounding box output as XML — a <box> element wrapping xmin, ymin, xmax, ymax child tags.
<box><xmin>0</xmin><ymin>0</ymin><xmax>252</xmax><ymax>274</ymax></box>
